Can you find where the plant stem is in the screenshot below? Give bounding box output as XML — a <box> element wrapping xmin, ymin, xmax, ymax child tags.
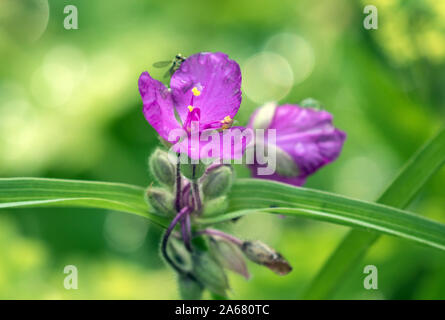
<box><xmin>196</xmin><ymin>228</ymin><xmax>243</xmax><ymax>247</ymax></box>
<box><xmin>161</xmin><ymin>206</ymin><xmax>191</xmax><ymax>274</ymax></box>
<box><xmin>175</xmin><ymin>154</ymin><xmax>182</xmax><ymax>211</ymax></box>
<box><xmin>181</xmin><ymin>213</ymin><xmax>192</xmax><ymax>252</ymax></box>
<box><xmin>191</xmin><ymin>164</ymin><xmax>202</xmax><ymax>213</ymax></box>
<box><xmin>191</xmin><ymin>181</ymin><xmax>202</xmax><ymax>213</ymax></box>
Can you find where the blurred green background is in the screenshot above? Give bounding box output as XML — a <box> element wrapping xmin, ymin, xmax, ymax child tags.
<box><xmin>0</xmin><ymin>0</ymin><xmax>444</xmax><ymax>299</ymax></box>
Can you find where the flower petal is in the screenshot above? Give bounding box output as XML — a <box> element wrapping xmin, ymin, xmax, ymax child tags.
<box><xmin>172</xmin><ymin>126</ymin><xmax>253</xmax><ymax>161</ymax></box>
<box><xmin>247</xmin><ymin>104</ymin><xmax>346</xmax><ymax>183</ymax></box>
<box><xmin>139</xmin><ymin>71</ymin><xmax>180</xmax><ymax>141</ymax></box>
<box><xmin>170</xmin><ymin>52</ymin><xmax>242</xmax><ymax>126</ymax></box>
<box><xmin>269</xmin><ymin>105</ymin><xmax>346</xmax><ymax>176</ymax></box>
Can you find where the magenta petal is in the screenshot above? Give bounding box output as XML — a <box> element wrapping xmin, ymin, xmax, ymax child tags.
<box><xmin>172</xmin><ymin>127</ymin><xmax>253</xmax><ymax>161</ymax></box>
<box><xmin>289</xmin><ymin>128</ymin><xmax>346</xmax><ymax>176</ymax></box>
<box><xmin>269</xmin><ymin>105</ymin><xmax>346</xmax><ymax>176</ymax></box>
<box><xmin>217</xmin><ymin>126</ymin><xmax>253</xmax><ymax>160</ymax></box>
<box><xmin>138</xmin><ymin>71</ymin><xmax>180</xmax><ymax>141</ymax></box>
<box><xmin>248</xmin><ymin>104</ymin><xmax>346</xmax><ymax>184</ymax></box>
<box><xmin>170</xmin><ymin>52</ymin><xmax>242</xmax><ymax>126</ymax></box>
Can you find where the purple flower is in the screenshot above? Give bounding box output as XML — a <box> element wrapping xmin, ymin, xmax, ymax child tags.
<box><xmin>139</xmin><ymin>52</ymin><xmax>250</xmax><ymax>160</ymax></box>
<box><xmin>247</xmin><ymin>103</ymin><xmax>346</xmax><ymax>186</ymax></box>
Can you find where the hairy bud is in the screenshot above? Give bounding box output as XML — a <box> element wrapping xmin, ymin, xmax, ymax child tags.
<box><xmin>210</xmin><ymin>237</ymin><xmax>250</xmax><ymax>279</ymax></box>
<box><xmin>202</xmin><ymin>165</ymin><xmax>233</xmax><ymax>199</ymax></box>
<box><xmin>241</xmin><ymin>240</ymin><xmax>292</xmax><ymax>276</ymax></box>
<box><xmin>192</xmin><ymin>251</ymin><xmax>229</xmax><ymax>297</ymax></box>
<box><xmin>168</xmin><ymin>238</ymin><xmax>193</xmax><ymax>272</ymax></box>
<box><xmin>149</xmin><ymin>148</ymin><xmax>176</xmax><ymax>187</ymax></box>
<box><xmin>145</xmin><ymin>187</ymin><xmax>175</xmax><ymax>216</ymax></box>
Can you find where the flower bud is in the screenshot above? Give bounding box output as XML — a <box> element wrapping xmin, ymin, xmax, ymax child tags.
<box><xmin>168</xmin><ymin>238</ymin><xmax>193</xmax><ymax>272</ymax></box>
<box><xmin>149</xmin><ymin>148</ymin><xmax>176</xmax><ymax>187</ymax></box>
<box><xmin>192</xmin><ymin>251</ymin><xmax>229</xmax><ymax>297</ymax></box>
<box><xmin>202</xmin><ymin>196</ymin><xmax>228</xmax><ymax>216</ymax></box>
<box><xmin>202</xmin><ymin>165</ymin><xmax>233</xmax><ymax>199</ymax></box>
<box><xmin>180</xmin><ymin>161</ymin><xmax>207</xmax><ymax>181</ymax></box>
<box><xmin>178</xmin><ymin>274</ymin><xmax>203</xmax><ymax>300</ymax></box>
<box><xmin>145</xmin><ymin>187</ymin><xmax>175</xmax><ymax>216</ymax></box>
<box><xmin>251</xmin><ymin>102</ymin><xmax>277</xmax><ymax>130</ymax></box>
<box><xmin>300</xmin><ymin>97</ymin><xmax>322</xmax><ymax>110</ymax></box>
<box><xmin>241</xmin><ymin>240</ymin><xmax>292</xmax><ymax>276</ymax></box>
<box><xmin>209</xmin><ymin>237</ymin><xmax>250</xmax><ymax>280</ymax></box>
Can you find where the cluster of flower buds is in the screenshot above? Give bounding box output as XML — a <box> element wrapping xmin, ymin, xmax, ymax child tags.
<box><xmin>167</xmin><ymin>229</ymin><xmax>292</xmax><ymax>299</ymax></box>
<box><xmin>145</xmin><ymin>148</ymin><xmax>292</xmax><ymax>299</ymax></box>
<box><xmin>146</xmin><ymin>148</ymin><xmax>233</xmax><ymax>216</ymax></box>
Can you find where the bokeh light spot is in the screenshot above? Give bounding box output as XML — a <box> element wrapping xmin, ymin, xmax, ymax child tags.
<box><xmin>0</xmin><ymin>0</ymin><xmax>49</xmax><ymax>43</ymax></box>
<box><xmin>264</xmin><ymin>33</ymin><xmax>315</xmax><ymax>86</ymax></box>
<box><xmin>242</xmin><ymin>52</ymin><xmax>293</xmax><ymax>104</ymax></box>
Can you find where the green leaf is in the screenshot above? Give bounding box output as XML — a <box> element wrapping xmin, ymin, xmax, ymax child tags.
<box><xmin>2</xmin><ymin>125</ymin><xmax>445</xmax><ymax>286</ymax></box>
<box><xmin>0</xmin><ymin>177</ymin><xmax>168</xmax><ymax>228</ymax></box>
<box><xmin>303</xmin><ymin>126</ymin><xmax>445</xmax><ymax>299</ymax></box>
<box><xmin>198</xmin><ymin>178</ymin><xmax>445</xmax><ymax>252</ymax></box>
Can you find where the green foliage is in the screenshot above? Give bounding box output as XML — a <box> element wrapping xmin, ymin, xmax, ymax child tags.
<box><xmin>1</xmin><ymin>0</ymin><xmax>445</xmax><ymax>300</ymax></box>
<box><xmin>2</xmin><ymin>174</ymin><xmax>445</xmax><ymax>252</ymax></box>
<box><xmin>199</xmin><ymin>178</ymin><xmax>445</xmax><ymax>252</ymax></box>
<box><xmin>304</xmin><ymin>126</ymin><xmax>445</xmax><ymax>299</ymax></box>
<box><xmin>202</xmin><ymin>196</ymin><xmax>229</xmax><ymax>217</ymax></box>
<box><xmin>0</xmin><ymin>177</ymin><xmax>167</xmax><ymax>228</ymax></box>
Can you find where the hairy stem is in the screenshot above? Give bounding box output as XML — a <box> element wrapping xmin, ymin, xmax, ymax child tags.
<box><xmin>191</xmin><ymin>181</ymin><xmax>202</xmax><ymax>213</ymax></box>
<box><xmin>161</xmin><ymin>206</ymin><xmax>191</xmax><ymax>274</ymax></box>
<box><xmin>175</xmin><ymin>154</ymin><xmax>182</xmax><ymax>212</ymax></box>
<box><xmin>196</xmin><ymin>228</ymin><xmax>243</xmax><ymax>247</ymax></box>
<box><xmin>191</xmin><ymin>164</ymin><xmax>202</xmax><ymax>213</ymax></box>
<box><xmin>181</xmin><ymin>213</ymin><xmax>192</xmax><ymax>252</ymax></box>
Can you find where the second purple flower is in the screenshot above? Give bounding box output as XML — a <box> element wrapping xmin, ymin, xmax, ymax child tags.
<box><xmin>247</xmin><ymin>102</ymin><xmax>346</xmax><ymax>186</ymax></box>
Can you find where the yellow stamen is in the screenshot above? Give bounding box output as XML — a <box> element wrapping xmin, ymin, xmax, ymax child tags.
<box><xmin>192</xmin><ymin>87</ymin><xmax>201</xmax><ymax>96</ymax></box>
<box><xmin>221</xmin><ymin>115</ymin><xmax>232</xmax><ymax>124</ymax></box>
<box><xmin>188</xmin><ymin>105</ymin><xmax>194</xmax><ymax>112</ymax></box>
<box><xmin>220</xmin><ymin>115</ymin><xmax>233</xmax><ymax>130</ymax></box>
